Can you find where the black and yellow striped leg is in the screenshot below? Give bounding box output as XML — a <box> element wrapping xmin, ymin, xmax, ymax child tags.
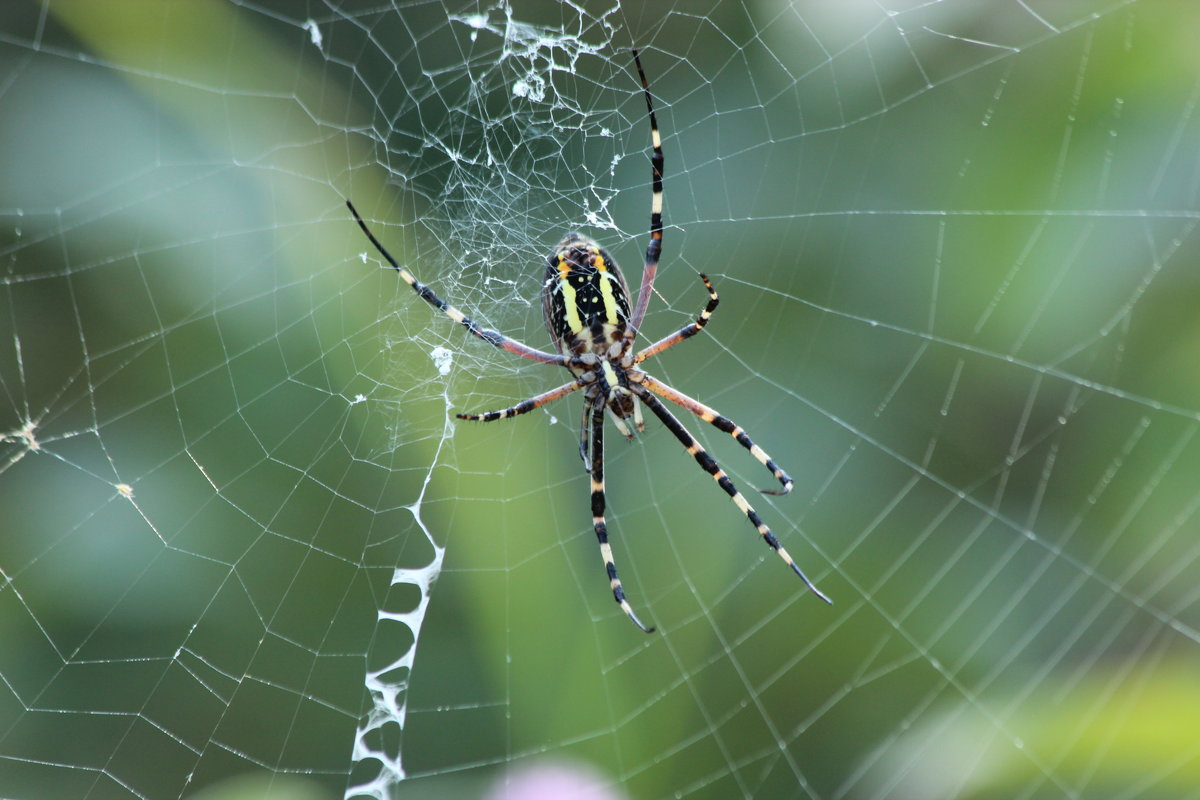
<box><xmin>631</xmin><ymin>49</ymin><xmax>664</xmax><ymax>332</ymax></box>
<box><xmin>347</xmin><ymin>200</ymin><xmax>567</xmax><ymax>366</ymax></box>
<box><xmin>636</xmin><ymin>374</ymin><xmax>793</xmax><ymax>495</ymax></box>
<box><xmin>590</xmin><ymin>397</ymin><xmax>656</xmax><ymax>632</ymax></box>
<box><xmin>634</xmin><ymin>387</ymin><xmax>831</xmax><ymax>605</ymax></box>
<box><xmin>456</xmin><ymin>378</ymin><xmax>585</xmax><ymax>423</ymax></box>
<box><xmin>635</xmin><ymin>273</ymin><xmax>719</xmax><ymax>363</ymax></box>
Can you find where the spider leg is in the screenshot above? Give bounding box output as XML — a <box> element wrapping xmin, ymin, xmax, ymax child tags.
<box><xmin>630</xmin><ymin>49</ymin><xmax>664</xmax><ymax>333</ymax></box>
<box><xmin>636</xmin><ymin>373</ymin><xmax>793</xmax><ymax>495</ymax></box>
<box><xmin>347</xmin><ymin>200</ymin><xmax>567</xmax><ymax>366</ymax></box>
<box><xmin>456</xmin><ymin>378</ymin><xmax>584</xmax><ymax>422</ymax></box>
<box><xmin>633</xmin><ymin>386</ymin><xmax>831</xmax><ymax>605</ymax></box>
<box><xmin>578</xmin><ymin>388</ymin><xmax>596</xmax><ymax>471</ymax></box>
<box><xmin>635</xmin><ymin>273</ymin><xmax>718</xmax><ymax>363</ymax></box>
<box><xmin>589</xmin><ymin>397</ymin><xmax>656</xmax><ymax>632</ymax></box>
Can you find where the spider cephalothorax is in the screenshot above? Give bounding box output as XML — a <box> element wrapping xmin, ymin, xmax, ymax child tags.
<box><xmin>347</xmin><ymin>51</ymin><xmax>830</xmax><ymax>633</ymax></box>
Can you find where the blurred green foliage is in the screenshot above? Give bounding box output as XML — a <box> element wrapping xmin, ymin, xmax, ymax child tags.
<box><xmin>1</xmin><ymin>1</ymin><xmax>1198</xmax><ymax>799</ymax></box>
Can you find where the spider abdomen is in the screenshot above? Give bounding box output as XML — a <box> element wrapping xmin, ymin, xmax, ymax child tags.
<box><xmin>542</xmin><ymin>234</ymin><xmax>632</xmax><ymax>358</ymax></box>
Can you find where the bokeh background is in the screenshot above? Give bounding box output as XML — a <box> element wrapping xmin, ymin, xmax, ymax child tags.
<box><xmin>2</xmin><ymin>1</ymin><xmax>1199</xmax><ymax>799</ymax></box>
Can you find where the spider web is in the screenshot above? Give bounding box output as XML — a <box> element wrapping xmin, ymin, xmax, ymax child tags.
<box><xmin>2</xmin><ymin>1</ymin><xmax>1199</xmax><ymax>798</ymax></box>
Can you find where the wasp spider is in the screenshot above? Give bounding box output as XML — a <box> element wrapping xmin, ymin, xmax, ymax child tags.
<box><xmin>347</xmin><ymin>50</ymin><xmax>830</xmax><ymax>632</ymax></box>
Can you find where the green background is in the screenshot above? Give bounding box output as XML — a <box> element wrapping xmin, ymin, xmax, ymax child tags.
<box><xmin>1</xmin><ymin>1</ymin><xmax>1198</xmax><ymax>798</ymax></box>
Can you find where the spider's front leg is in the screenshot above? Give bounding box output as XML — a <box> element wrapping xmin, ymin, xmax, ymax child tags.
<box><xmin>631</xmin><ymin>384</ymin><xmax>831</xmax><ymax>605</ymax></box>
<box><xmin>635</xmin><ymin>373</ymin><xmax>794</xmax><ymax>496</ymax></box>
<box><xmin>587</xmin><ymin>396</ymin><xmax>655</xmax><ymax>632</ymax></box>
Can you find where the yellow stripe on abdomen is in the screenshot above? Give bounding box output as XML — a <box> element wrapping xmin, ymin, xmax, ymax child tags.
<box><xmin>556</xmin><ymin>256</ymin><xmax>584</xmax><ymax>335</ymax></box>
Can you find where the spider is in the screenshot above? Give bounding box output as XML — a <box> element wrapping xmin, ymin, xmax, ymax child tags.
<box><xmin>346</xmin><ymin>50</ymin><xmax>831</xmax><ymax>633</ymax></box>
